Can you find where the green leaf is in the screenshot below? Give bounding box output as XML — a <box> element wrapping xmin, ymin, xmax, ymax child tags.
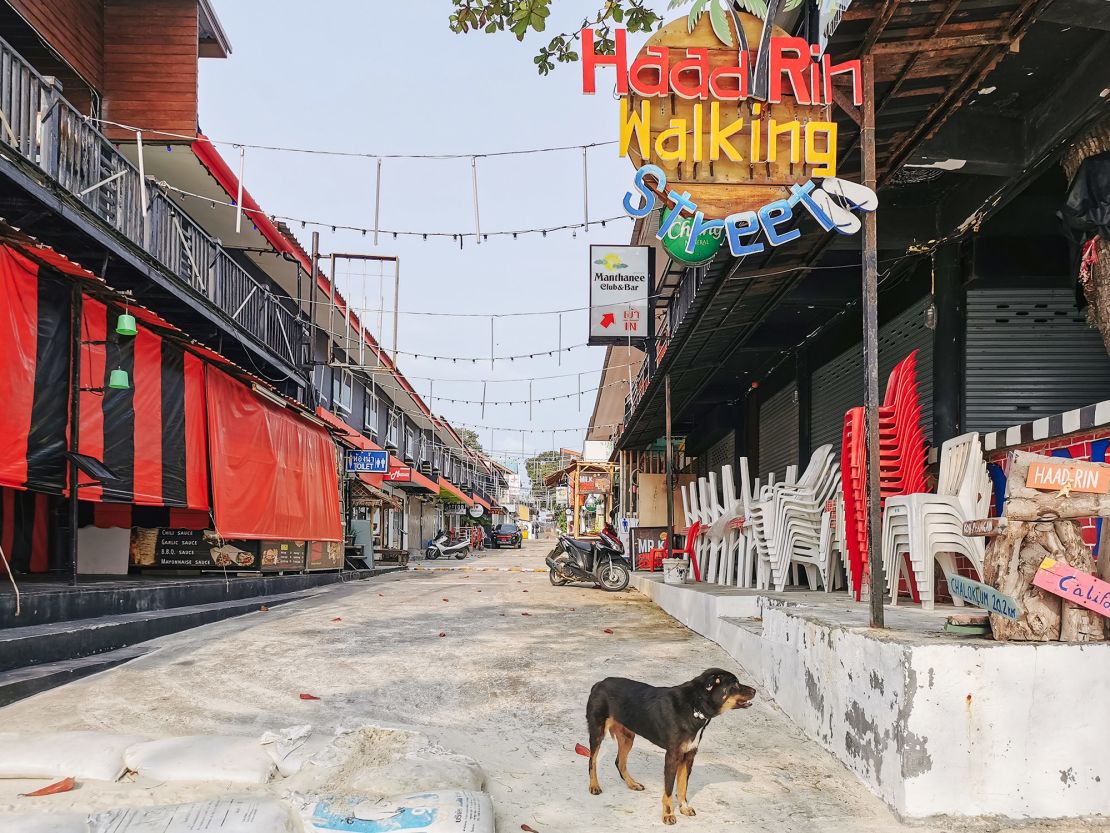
<box><xmin>737</xmin><ymin>0</ymin><xmax>769</xmax><ymax>18</ymax></box>
<box><xmin>708</xmin><ymin>0</ymin><xmax>734</xmax><ymax>45</ymax></box>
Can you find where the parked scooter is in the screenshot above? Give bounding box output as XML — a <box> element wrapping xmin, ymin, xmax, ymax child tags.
<box><xmin>425</xmin><ymin>530</ymin><xmax>471</xmax><ymax>560</ymax></box>
<box><xmin>545</xmin><ymin>522</ymin><xmax>630</xmax><ymax>592</ymax></box>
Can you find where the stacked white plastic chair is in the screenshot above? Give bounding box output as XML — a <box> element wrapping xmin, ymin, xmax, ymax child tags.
<box><xmin>764</xmin><ymin>445</ymin><xmax>842</xmax><ymax>592</ymax></box>
<box><xmin>686</xmin><ymin>480</ymin><xmax>709</xmax><ymax>579</ymax></box>
<box><xmin>818</xmin><ymin>490</ymin><xmax>846</xmax><ymax>592</ymax></box>
<box><xmin>702</xmin><ymin>471</ymin><xmax>727</xmax><ymax>583</ymax></box>
<box><xmin>880</xmin><ymin>432</ymin><xmax>992</xmax><ymax>609</ymax></box>
<box><xmin>749</xmin><ymin>473</ymin><xmax>776</xmax><ymax>590</ymax></box>
<box><xmin>718</xmin><ymin>463</ymin><xmax>745</xmax><ymax>586</ymax></box>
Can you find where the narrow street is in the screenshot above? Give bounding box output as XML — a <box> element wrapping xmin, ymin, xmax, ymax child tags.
<box><xmin>0</xmin><ymin>540</ymin><xmax>1094</xmax><ymax>832</ymax></box>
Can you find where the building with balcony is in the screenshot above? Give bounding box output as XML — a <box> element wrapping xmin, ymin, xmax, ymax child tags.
<box><xmin>0</xmin><ymin>0</ymin><xmax>481</xmax><ymax>576</ymax></box>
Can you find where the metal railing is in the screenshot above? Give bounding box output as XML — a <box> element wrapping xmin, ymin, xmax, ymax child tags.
<box><xmin>623</xmin><ymin>264</ymin><xmax>707</xmax><ymax>426</ymax></box>
<box><xmin>0</xmin><ymin>36</ymin><xmax>297</xmax><ymax>365</ymax></box>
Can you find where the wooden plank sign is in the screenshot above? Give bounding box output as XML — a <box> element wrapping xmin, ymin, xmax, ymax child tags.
<box><xmin>1032</xmin><ymin>558</ymin><xmax>1110</xmax><ymax>620</ymax></box>
<box><xmin>962</xmin><ymin>517</ymin><xmax>1007</xmax><ymax>537</ymax></box>
<box><xmin>947</xmin><ymin>575</ymin><xmax>1021</xmax><ymax>620</ymax></box>
<box><xmin>1026</xmin><ymin>459</ymin><xmax>1110</xmax><ymax>494</ymax></box>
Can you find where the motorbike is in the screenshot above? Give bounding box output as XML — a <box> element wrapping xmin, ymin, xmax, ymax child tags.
<box><xmin>425</xmin><ymin>530</ymin><xmax>471</xmax><ymax>560</ymax></box>
<box><xmin>545</xmin><ymin>522</ymin><xmax>630</xmax><ymax>592</ymax></box>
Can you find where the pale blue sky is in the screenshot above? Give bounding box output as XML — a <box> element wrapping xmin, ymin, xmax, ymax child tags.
<box><xmin>198</xmin><ymin>1</ymin><xmax>670</xmax><ymax>465</ymax></box>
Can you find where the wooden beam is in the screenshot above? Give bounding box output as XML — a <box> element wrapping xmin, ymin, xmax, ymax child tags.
<box><xmin>860</xmin><ymin>0</ymin><xmax>904</xmax><ymax>54</ymax></box>
<box><xmin>833</xmin><ymin>86</ymin><xmax>862</xmax><ymax>125</ymax></box>
<box><xmin>870</xmin><ymin>33</ymin><xmax>1011</xmax><ymax>53</ymax></box>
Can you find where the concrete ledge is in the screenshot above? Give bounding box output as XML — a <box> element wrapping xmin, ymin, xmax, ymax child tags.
<box><xmin>630</xmin><ymin>574</ymin><xmax>1110</xmax><ymax>821</ymax></box>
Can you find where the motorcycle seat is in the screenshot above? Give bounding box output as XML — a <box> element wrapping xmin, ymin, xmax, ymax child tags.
<box><xmin>566</xmin><ymin>538</ymin><xmax>593</xmax><ymax>553</ymax></box>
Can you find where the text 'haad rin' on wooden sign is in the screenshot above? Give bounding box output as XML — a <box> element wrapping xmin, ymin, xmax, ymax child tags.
<box><xmin>1032</xmin><ymin>558</ymin><xmax>1110</xmax><ymax>619</ymax></box>
<box><xmin>947</xmin><ymin>575</ymin><xmax>1021</xmax><ymax>621</ymax></box>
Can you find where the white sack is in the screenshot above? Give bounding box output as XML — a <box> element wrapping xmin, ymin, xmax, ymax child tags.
<box><xmin>0</xmin><ymin>813</ymin><xmax>89</xmax><ymax>833</ymax></box>
<box><xmin>123</xmin><ymin>736</ymin><xmax>275</xmax><ymax>785</ymax></box>
<box><xmin>303</xmin><ymin>791</ymin><xmax>494</xmax><ymax>833</ymax></box>
<box><xmin>259</xmin><ymin>725</ymin><xmax>337</xmax><ymax>777</ymax></box>
<box><xmin>89</xmin><ymin>799</ymin><xmax>296</xmax><ymax>833</ymax></box>
<box><xmin>0</xmin><ymin>732</ymin><xmax>147</xmax><ymax>781</ymax></box>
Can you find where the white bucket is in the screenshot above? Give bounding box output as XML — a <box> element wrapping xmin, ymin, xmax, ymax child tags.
<box><xmin>662</xmin><ymin>558</ymin><xmax>689</xmax><ymax>586</ymax></box>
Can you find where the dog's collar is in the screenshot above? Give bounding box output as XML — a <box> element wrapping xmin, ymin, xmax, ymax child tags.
<box><xmin>693</xmin><ymin>710</ymin><xmax>708</xmax><ymax>722</ymax></box>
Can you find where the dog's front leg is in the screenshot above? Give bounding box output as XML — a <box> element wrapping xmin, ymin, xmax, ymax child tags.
<box><xmin>677</xmin><ymin>751</ymin><xmax>697</xmax><ymax>816</ymax></box>
<box><xmin>662</xmin><ymin>749</ymin><xmax>679</xmax><ymax>825</ymax></box>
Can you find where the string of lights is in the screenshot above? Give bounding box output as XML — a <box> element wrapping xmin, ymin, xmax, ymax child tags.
<box><xmin>162</xmin><ymin>180</ymin><xmax>629</xmax><ymax>242</ymax></box>
<box><xmin>93</xmin><ymin>117</ymin><xmax>618</xmax><ymax>160</ymax></box>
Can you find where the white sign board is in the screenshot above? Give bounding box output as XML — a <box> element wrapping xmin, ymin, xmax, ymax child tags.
<box><xmin>589</xmin><ymin>245</ymin><xmax>652</xmax><ymax>345</ymax></box>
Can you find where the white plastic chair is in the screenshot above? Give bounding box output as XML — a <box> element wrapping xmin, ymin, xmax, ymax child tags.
<box><xmin>881</xmin><ymin>433</ymin><xmax>992</xmax><ymax>609</ymax></box>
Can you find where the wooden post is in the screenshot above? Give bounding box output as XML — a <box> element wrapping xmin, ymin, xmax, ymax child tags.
<box><xmin>665</xmin><ymin>373</ymin><xmax>674</xmax><ymax>561</ymax></box>
<box><xmin>860</xmin><ymin>54</ymin><xmax>885</xmax><ymax>628</ymax></box>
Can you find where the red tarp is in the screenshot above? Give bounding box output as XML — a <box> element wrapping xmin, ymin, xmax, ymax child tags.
<box><xmin>0</xmin><ymin>248</ymin><xmax>40</xmax><ymax>491</ymax></box>
<box><xmin>206</xmin><ymin>369</ymin><xmax>342</xmax><ymax>541</ymax></box>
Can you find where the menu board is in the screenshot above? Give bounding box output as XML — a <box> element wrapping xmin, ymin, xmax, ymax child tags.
<box><xmin>308</xmin><ymin>541</ymin><xmax>344</xmax><ymax>571</ymax></box>
<box><xmin>130</xmin><ymin>528</ymin><xmax>259</xmax><ymax>570</ymax></box>
<box><xmin>259</xmin><ymin>540</ymin><xmax>307</xmax><ymax>572</ymax></box>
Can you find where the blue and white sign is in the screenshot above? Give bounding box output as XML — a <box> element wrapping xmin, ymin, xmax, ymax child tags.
<box><xmin>346</xmin><ymin>449</ymin><xmax>389</xmax><ymax>474</ymax></box>
<box><xmin>948</xmin><ymin>575</ymin><xmax>1021</xmax><ymax>620</ymax></box>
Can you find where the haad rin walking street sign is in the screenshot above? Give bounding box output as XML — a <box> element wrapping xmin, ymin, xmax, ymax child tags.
<box><xmin>582</xmin><ymin>5</ymin><xmax>878</xmax><ymax>264</ymax></box>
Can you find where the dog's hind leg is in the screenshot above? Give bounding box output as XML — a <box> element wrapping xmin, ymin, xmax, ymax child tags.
<box><xmin>677</xmin><ymin>751</ymin><xmax>697</xmax><ymax>816</ymax></box>
<box><xmin>611</xmin><ymin>724</ymin><xmax>644</xmax><ymax>791</ymax></box>
<box><xmin>586</xmin><ymin>696</ymin><xmax>608</xmax><ymax>795</ymax></box>
<box><xmin>662</xmin><ymin>749</ymin><xmax>679</xmax><ymax>825</ymax></box>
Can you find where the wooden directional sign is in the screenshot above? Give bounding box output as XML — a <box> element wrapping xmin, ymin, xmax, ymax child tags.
<box><xmin>962</xmin><ymin>517</ymin><xmax>1007</xmax><ymax>537</ymax></box>
<box><xmin>1032</xmin><ymin>558</ymin><xmax>1110</xmax><ymax>620</ymax></box>
<box><xmin>1027</xmin><ymin>459</ymin><xmax>1110</xmax><ymax>494</ymax></box>
<box><xmin>947</xmin><ymin>575</ymin><xmax>1021</xmax><ymax>620</ymax></box>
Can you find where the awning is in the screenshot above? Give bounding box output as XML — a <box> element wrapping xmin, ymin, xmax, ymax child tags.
<box><xmin>351</xmin><ymin>478</ymin><xmax>402</xmax><ymax>511</ymax></box>
<box><xmin>384</xmin><ymin>459</ymin><xmax>438</xmax><ymax>493</ymax></box>
<box><xmin>207</xmin><ymin>369</ymin><xmax>343</xmax><ymax>541</ymax></box>
<box><xmin>472</xmin><ymin>494</ymin><xmax>492</xmax><ymax>511</ymax></box>
<box><xmin>438</xmin><ymin>478</ymin><xmax>473</xmax><ymax>505</ymax></box>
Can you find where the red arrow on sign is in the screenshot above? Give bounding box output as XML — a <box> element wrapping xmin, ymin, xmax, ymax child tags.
<box><xmin>600</xmin><ymin>313</ymin><xmax>615</xmax><ymax>328</ymax></box>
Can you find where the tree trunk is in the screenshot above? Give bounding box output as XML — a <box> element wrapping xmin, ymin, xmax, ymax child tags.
<box><xmin>1063</xmin><ymin>114</ymin><xmax>1110</xmax><ymax>357</ymax></box>
<box><xmin>984</xmin><ymin>519</ymin><xmax>1107</xmax><ymax>642</ymax></box>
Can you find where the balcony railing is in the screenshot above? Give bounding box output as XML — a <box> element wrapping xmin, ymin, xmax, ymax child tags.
<box><xmin>623</xmin><ymin>264</ymin><xmax>707</xmax><ymax>426</ymax></box>
<box><xmin>0</xmin><ymin>35</ymin><xmax>297</xmax><ymax>365</ymax></box>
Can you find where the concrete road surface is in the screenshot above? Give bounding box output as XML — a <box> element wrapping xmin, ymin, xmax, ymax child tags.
<box><xmin>0</xmin><ymin>539</ymin><xmax>1100</xmax><ymax>832</ymax></box>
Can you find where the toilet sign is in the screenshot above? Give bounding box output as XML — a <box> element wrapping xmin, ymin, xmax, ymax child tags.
<box><xmin>588</xmin><ymin>245</ymin><xmax>653</xmax><ymax>346</ymax></box>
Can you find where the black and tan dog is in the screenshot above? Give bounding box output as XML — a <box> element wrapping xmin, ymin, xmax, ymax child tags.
<box><xmin>585</xmin><ymin>668</ymin><xmax>756</xmax><ymax>824</ymax></box>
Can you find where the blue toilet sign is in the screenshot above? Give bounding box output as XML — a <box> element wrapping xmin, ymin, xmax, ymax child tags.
<box><xmin>346</xmin><ymin>449</ymin><xmax>389</xmax><ymax>474</ymax></box>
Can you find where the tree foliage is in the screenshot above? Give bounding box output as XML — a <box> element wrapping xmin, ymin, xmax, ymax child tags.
<box><xmin>448</xmin><ymin>0</ymin><xmax>664</xmax><ymax>74</ymax></box>
<box><xmin>525</xmin><ymin>449</ymin><xmax>565</xmax><ymax>490</ymax></box>
<box><xmin>459</xmin><ymin>428</ymin><xmax>484</xmax><ymax>452</ymax></box>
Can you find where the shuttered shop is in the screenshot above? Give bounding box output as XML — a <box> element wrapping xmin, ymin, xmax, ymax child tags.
<box><xmin>965</xmin><ymin>288</ymin><xmax>1110</xmax><ymax>432</ymax></box>
<box><xmin>758</xmin><ymin>383</ymin><xmax>799</xmax><ymax>481</ymax></box>
<box><xmin>811</xmin><ymin>299</ymin><xmax>934</xmax><ymax>452</ymax></box>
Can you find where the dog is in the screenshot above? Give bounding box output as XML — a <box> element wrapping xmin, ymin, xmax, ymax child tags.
<box><xmin>585</xmin><ymin>668</ymin><xmax>756</xmax><ymax>825</ymax></box>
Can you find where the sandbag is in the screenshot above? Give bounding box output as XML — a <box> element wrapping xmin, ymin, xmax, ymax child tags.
<box><xmin>88</xmin><ymin>799</ymin><xmax>296</xmax><ymax>833</ymax></box>
<box><xmin>123</xmin><ymin>736</ymin><xmax>275</xmax><ymax>785</ymax></box>
<box><xmin>259</xmin><ymin>725</ymin><xmax>338</xmax><ymax>778</ymax></box>
<box><xmin>302</xmin><ymin>791</ymin><xmax>494</xmax><ymax>833</ymax></box>
<box><xmin>0</xmin><ymin>813</ymin><xmax>89</xmax><ymax>833</ymax></box>
<box><xmin>0</xmin><ymin>732</ymin><xmax>147</xmax><ymax>781</ymax></box>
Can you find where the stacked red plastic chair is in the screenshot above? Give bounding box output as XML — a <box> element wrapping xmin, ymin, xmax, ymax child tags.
<box><xmin>841</xmin><ymin>351</ymin><xmax>928</xmax><ymax>601</ymax></box>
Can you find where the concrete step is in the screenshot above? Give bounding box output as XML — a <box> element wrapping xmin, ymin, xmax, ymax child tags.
<box><xmin>0</xmin><ymin>588</ymin><xmax>320</xmax><ymax>673</ymax></box>
<box><xmin>0</xmin><ymin>567</ymin><xmax>401</xmax><ymax>629</ymax></box>
<box><xmin>0</xmin><ymin>645</ymin><xmax>150</xmax><ymax>707</ymax></box>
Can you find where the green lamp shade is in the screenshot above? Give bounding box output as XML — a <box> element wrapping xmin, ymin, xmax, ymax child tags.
<box><xmin>660</xmin><ymin>206</ymin><xmax>725</xmax><ymax>266</ymax></box>
<box><xmin>108</xmin><ymin>368</ymin><xmax>130</xmax><ymax>390</ymax></box>
<box><xmin>115</xmin><ymin>313</ymin><xmax>138</xmax><ymax>337</ymax></box>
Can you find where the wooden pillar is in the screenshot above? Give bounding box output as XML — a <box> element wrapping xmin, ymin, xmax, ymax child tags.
<box><xmin>861</xmin><ymin>54</ymin><xmax>885</xmax><ymax>628</ymax></box>
<box><xmin>932</xmin><ymin>241</ymin><xmax>965</xmax><ymax>445</ymax></box>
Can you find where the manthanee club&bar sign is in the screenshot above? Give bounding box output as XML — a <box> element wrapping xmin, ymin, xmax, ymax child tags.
<box><xmin>582</xmin><ymin>9</ymin><xmax>878</xmax><ymax>264</ymax></box>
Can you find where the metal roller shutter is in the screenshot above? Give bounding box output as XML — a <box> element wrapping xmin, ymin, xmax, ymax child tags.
<box><xmin>965</xmin><ymin>289</ymin><xmax>1110</xmax><ymax>432</ymax></box>
<box><xmin>811</xmin><ymin>298</ymin><xmax>934</xmax><ymax>451</ymax></box>
<box><xmin>759</xmin><ymin>383</ymin><xmax>799</xmax><ymax>481</ymax></box>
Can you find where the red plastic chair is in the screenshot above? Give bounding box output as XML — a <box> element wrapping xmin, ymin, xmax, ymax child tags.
<box><xmin>641</xmin><ymin>521</ymin><xmax>703</xmax><ymax>582</ymax></box>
